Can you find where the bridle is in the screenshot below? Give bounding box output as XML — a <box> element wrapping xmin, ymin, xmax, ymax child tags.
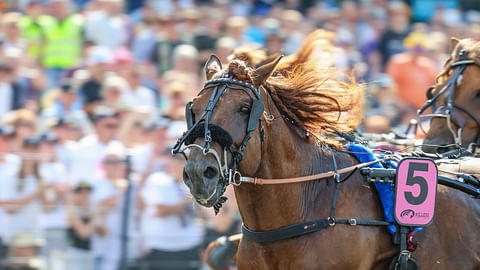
<box><xmin>172</xmin><ymin>72</ymin><xmax>266</xmax><ymax>211</ymax></box>
<box><xmin>418</xmin><ymin>50</ymin><xmax>480</xmax><ymax>152</ymax></box>
<box><xmin>172</xmin><ymin>71</ymin><xmax>387</xmax><ymax>213</ymax></box>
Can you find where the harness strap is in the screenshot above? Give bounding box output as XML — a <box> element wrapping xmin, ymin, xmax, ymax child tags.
<box><xmin>236</xmin><ymin>158</ymin><xmax>389</xmax><ymax>185</ymax></box>
<box><xmin>242</xmin><ymin>218</ymin><xmax>392</xmax><ymax>243</ymax></box>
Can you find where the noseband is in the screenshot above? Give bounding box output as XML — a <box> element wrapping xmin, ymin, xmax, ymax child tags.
<box><xmin>418</xmin><ymin>50</ymin><xmax>480</xmax><ymax>151</ymax></box>
<box><xmin>172</xmin><ymin>73</ymin><xmax>265</xmax><ymax>212</ymax></box>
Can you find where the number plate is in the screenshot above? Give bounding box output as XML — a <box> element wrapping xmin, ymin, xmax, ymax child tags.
<box><xmin>394</xmin><ymin>158</ymin><xmax>437</xmax><ymax>227</ymax></box>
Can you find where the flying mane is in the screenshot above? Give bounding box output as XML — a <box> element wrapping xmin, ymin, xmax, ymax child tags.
<box><xmin>222</xmin><ymin>30</ymin><xmax>364</xmax><ymax>147</ymax></box>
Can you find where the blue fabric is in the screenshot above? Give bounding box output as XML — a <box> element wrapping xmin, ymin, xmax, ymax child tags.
<box><xmin>346</xmin><ymin>144</ymin><xmax>397</xmax><ymax>234</ymax></box>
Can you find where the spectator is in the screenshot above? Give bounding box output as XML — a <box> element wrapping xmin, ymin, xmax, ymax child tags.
<box><xmin>101</xmin><ymin>75</ymin><xmax>129</xmax><ymax>110</ymax></box>
<box><xmin>37</xmin><ymin>132</ymin><xmax>70</xmax><ymax>267</ymax></box>
<box><xmin>140</xmin><ymin>157</ymin><xmax>205</xmax><ymax>270</ymax></box>
<box><xmin>80</xmin><ymin>46</ymin><xmax>113</xmax><ymax>116</ymax></box>
<box><xmin>40</xmin><ymin>0</ymin><xmax>84</xmax><ymax>90</ymax></box>
<box><xmin>65</xmin><ymin>181</ymin><xmax>97</xmax><ymax>270</ymax></box>
<box><xmin>0</xmin><ymin>126</ymin><xmax>17</xmax><ymax>261</ymax></box>
<box><xmin>1</xmin><ymin>232</ymin><xmax>46</xmax><ymax>270</ymax></box>
<box><xmin>68</xmin><ymin>106</ymin><xmax>122</xmax><ymax>184</ymax></box>
<box><xmin>0</xmin><ymin>62</ymin><xmax>23</xmax><ymax>121</ymax></box>
<box><xmin>42</xmin><ymin>80</ymin><xmax>85</xmax><ymax>120</ymax></box>
<box><xmin>91</xmin><ymin>142</ymin><xmax>140</xmax><ymax>270</ymax></box>
<box><xmin>386</xmin><ymin>31</ymin><xmax>438</xmax><ymax>111</ymax></box>
<box><xmin>378</xmin><ymin>1</ymin><xmax>411</xmax><ymax>68</ymax></box>
<box><xmin>18</xmin><ymin>1</ymin><xmax>46</xmax><ymax>61</ymax></box>
<box><xmin>0</xmin><ymin>137</ymin><xmax>46</xmax><ymax>248</ymax></box>
<box><xmin>4</xmin><ymin>109</ymin><xmax>37</xmax><ymax>153</ymax></box>
<box><xmin>163</xmin><ymin>44</ymin><xmax>200</xmax><ymax>97</ymax></box>
<box><xmin>84</xmin><ymin>0</ymin><xmax>130</xmax><ymax>50</ymax></box>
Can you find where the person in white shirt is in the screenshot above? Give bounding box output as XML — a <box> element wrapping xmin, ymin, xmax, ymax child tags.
<box><xmin>68</xmin><ymin>106</ymin><xmax>123</xmax><ymax>185</ymax></box>
<box><xmin>140</xmin><ymin>157</ymin><xmax>205</xmax><ymax>270</ymax></box>
<box><xmin>91</xmin><ymin>142</ymin><xmax>140</xmax><ymax>270</ymax></box>
<box><xmin>37</xmin><ymin>132</ymin><xmax>71</xmax><ymax>266</ymax></box>
<box><xmin>0</xmin><ymin>126</ymin><xmax>19</xmax><ymax>260</ymax></box>
<box><xmin>0</xmin><ymin>137</ymin><xmax>46</xmax><ymax>248</ymax></box>
<box><xmin>119</xmin><ymin>65</ymin><xmax>157</xmax><ymax>110</ymax></box>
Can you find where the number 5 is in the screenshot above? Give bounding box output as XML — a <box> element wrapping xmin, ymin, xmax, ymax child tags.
<box><xmin>405</xmin><ymin>162</ymin><xmax>428</xmax><ymax>205</ymax></box>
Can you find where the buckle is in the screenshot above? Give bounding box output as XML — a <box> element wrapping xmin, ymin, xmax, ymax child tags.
<box><xmin>348</xmin><ymin>219</ymin><xmax>357</xmax><ymax>226</ymax></box>
<box><xmin>327</xmin><ymin>217</ymin><xmax>336</xmax><ymax>226</ymax></box>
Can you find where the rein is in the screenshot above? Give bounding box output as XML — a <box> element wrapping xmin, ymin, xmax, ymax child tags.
<box><xmin>231</xmin><ymin>158</ymin><xmax>389</xmax><ymax>185</ymax></box>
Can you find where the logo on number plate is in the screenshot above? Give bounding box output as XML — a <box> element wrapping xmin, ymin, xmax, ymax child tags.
<box><xmin>394</xmin><ymin>158</ymin><xmax>438</xmax><ymax>227</ymax></box>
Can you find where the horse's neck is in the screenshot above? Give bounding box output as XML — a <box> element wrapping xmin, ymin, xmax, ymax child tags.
<box><xmin>234</xmin><ymin>121</ymin><xmax>348</xmax><ymax>230</ymax></box>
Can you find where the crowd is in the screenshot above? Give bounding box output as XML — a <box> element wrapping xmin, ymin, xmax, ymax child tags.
<box><xmin>0</xmin><ymin>0</ymin><xmax>479</xmax><ymax>269</ymax></box>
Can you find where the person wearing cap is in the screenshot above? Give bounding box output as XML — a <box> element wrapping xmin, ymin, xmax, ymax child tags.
<box><xmin>1</xmin><ymin>232</ymin><xmax>46</xmax><ymax>270</ymax></box>
<box><xmin>64</xmin><ymin>181</ymin><xmax>97</xmax><ymax>270</ymax></box>
<box><xmin>90</xmin><ymin>141</ymin><xmax>140</xmax><ymax>270</ymax></box>
<box><xmin>39</xmin><ymin>0</ymin><xmax>83</xmax><ymax>90</ymax></box>
<box><xmin>386</xmin><ymin>31</ymin><xmax>438</xmax><ymax>111</ymax></box>
<box><xmin>36</xmin><ymin>132</ymin><xmax>71</xmax><ymax>265</ymax></box>
<box><xmin>79</xmin><ymin>46</ymin><xmax>114</xmax><ymax>115</ymax></box>
<box><xmin>4</xmin><ymin>109</ymin><xmax>38</xmax><ymax>153</ymax></box>
<box><xmin>41</xmin><ymin>79</ymin><xmax>84</xmax><ymax>119</ymax></box>
<box><xmin>68</xmin><ymin>106</ymin><xmax>122</xmax><ymax>185</ymax></box>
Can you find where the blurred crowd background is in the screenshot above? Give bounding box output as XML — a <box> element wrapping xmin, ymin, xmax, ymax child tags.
<box><xmin>0</xmin><ymin>0</ymin><xmax>479</xmax><ymax>269</ymax></box>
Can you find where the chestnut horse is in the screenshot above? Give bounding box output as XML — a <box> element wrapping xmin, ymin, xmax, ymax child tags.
<box><xmin>421</xmin><ymin>38</ymin><xmax>480</xmax><ymax>154</ymax></box>
<box><xmin>175</xmin><ymin>31</ymin><xmax>480</xmax><ymax>269</ymax></box>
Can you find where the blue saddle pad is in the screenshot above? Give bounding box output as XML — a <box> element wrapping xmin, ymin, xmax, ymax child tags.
<box><xmin>347</xmin><ymin>144</ymin><xmax>413</xmax><ymax>234</ymax></box>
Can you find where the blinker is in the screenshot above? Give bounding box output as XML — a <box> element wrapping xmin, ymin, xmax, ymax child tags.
<box><xmin>186</xmin><ymin>101</ymin><xmax>195</xmax><ymax>129</ymax></box>
<box><xmin>248</xmin><ymin>100</ymin><xmax>265</xmax><ymax>133</ymax></box>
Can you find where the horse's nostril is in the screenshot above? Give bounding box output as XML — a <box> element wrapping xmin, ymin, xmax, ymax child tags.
<box><xmin>204</xmin><ymin>166</ymin><xmax>219</xmax><ymax>179</ymax></box>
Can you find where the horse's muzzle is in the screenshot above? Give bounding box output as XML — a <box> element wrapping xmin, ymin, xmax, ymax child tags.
<box><xmin>183</xmin><ymin>159</ymin><xmax>222</xmax><ymax>207</ymax></box>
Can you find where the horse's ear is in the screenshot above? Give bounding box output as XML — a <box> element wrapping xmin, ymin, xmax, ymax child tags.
<box><xmin>255</xmin><ymin>53</ymin><xmax>282</xmax><ymax>68</ymax></box>
<box><xmin>450</xmin><ymin>37</ymin><xmax>460</xmax><ymax>52</ymax></box>
<box><xmin>205</xmin><ymin>54</ymin><xmax>222</xmax><ymax>80</ymax></box>
<box><xmin>252</xmin><ymin>55</ymin><xmax>283</xmax><ymax>86</ymax></box>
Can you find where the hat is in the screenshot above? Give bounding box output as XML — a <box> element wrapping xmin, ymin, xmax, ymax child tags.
<box><xmin>10</xmin><ymin>232</ymin><xmax>45</xmax><ymax>248</ymax></box>
<box><xmin>87</xmin><ymin>46</ymin><xmax>113</xmax><ymax>66</ymax></box>
<box><xmin>404</xmin><ymin>31</ymin><xmax>432</xmax><ymax>51</ymax></box>
<box><xmin>60</xmin><ymin>80</ymin><xmax>78</xmax><ymax>93</ymax></box>
<box><xmin>23</xmin><ymin>136</ymin><xmax>41</xmax><ymax>146</ymax></box>
<box><xmin>104</xmin><ymin>141</ymin><xmax>126</xmax><ymax>158</ymax></box>
<box><xmin>39</xmin><ymin>132</ymin><xmax>58</xmax><ymax>143</ymax></box>
<box><xmin>0</xmin><ymin>125</ymin><xmax>14</xmax><ymax>136</ymax></box>
<box><xmin>74</xmin><ymin>181</ymin><xmax>92</xmax><ymax>192</ymax></box>
<box><xmin>93</xmin><ymin>106</ymin><xmax>118</xmax><ymax>122</ymax></box>
<box><xmin>48</xmin><ymin>117</ymin><xmax>76</xmax><ymax>128</ymax></box>
<box><xmin>142</xmin><ymin>117</ymin><xmax>170</xmax><ymax>131</ymax></box>
<box><xmin>112</xmin><ymin>47</ymin><xmax>134</xmax><ymax>64</ymax></box>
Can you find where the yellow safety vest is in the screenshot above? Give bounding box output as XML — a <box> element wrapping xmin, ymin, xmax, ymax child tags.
<box><xmin>18</xmin><ymin>15</ymin><xmax>52</xmax><ymax>60</ymax></box>
<box><xmin>40</xmin><ymin>14</ymin><xmax>83</xmax><ymax>69</ymax></box>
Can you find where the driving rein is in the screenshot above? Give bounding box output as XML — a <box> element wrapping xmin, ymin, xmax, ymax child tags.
<box><xmin>418</xmin><ymin>50</ymin><xmax>480</xmax><ymax>151</ymax></box>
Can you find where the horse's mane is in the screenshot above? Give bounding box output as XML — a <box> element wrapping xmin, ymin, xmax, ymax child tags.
<box><xmin>436</xmin><ymin>38</ymin><xmax>480</xmax><ymax>87</ymax></box>
<box><xmin>225</xmin><ymin>30</ymin><xmax>365</xmax><ymax>147</ymax></box>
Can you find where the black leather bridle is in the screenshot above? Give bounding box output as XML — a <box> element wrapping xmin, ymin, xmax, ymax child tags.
<box><xmin>172</xmin><ymin>72</ymin><xmax>265</xmax><ymax>212</ymax></box>
<box><xmin>418</xmin><ymin>50</ymin><xmax>480</xmax><ymax>152</ymax></box>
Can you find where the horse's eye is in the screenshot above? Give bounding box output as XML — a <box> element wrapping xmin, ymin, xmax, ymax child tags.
<box><xmin>239</xmin><ymin>106</ymin><xmax>251</xmax><ymax>115</ymax></box>
<box><xmin>475</xmin><ymin>90</ymin><xmax>480</xmax><ymax>99</ymax></box>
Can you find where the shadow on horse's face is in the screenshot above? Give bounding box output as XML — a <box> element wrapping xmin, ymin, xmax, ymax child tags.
<box><xmin>423</xmin><ymin>65</ymin><xmax>480</xmax><ymax>153</ymax></box>
<box><xmin>182</xmin><ymin>89</ymin><xmax>262</xmax><ymax>207</ymax></box>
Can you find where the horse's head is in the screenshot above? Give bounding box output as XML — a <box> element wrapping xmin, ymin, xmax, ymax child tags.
<box><xmin>173</xmin><ymin>54</ymin><xmax>282</xmax><ymax>207</ymax></box>
<box><xmin>421</xmin><ymin>38</ymin><xmax>480</xmax><ymax>153</ymax></box>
